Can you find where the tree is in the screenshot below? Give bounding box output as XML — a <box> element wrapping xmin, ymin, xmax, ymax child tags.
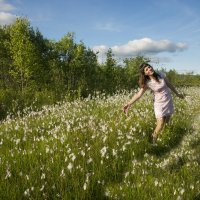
<box><xmin>8</xmin><ymin>17</ymin><xmax>52</xmax><ymax>92</ymax></box>
<box><xmin>8</xmin><ymin>18</ymin><xmax>36</xmax><ymax>93</ymax></box>
<box><xmin>56</xmin><ymin>33</ymin><xmax>76</xmax><ymax>92</ymax></box>
<box><xmin>166</xmin><ymin>69</ymin><xmax>178</xmax><ymax>85</ymax></box>
<box><xmin>74</xmin><ymin>45</ymin><xmax>99</xmax><ymax>97</ymax></box>
<box><xmin>123</xmin><ymin>56</ymin><xmax>149</xmax><ymax>89</ymax></box>
<box><xmin>0</xmin><ymin>25</ymin><xmax>12</xmax><ymax>89</ymax></box>
<box><xmin>103</xmin><ymin>48</ymin><xmax>116</xmax><ymax>93</ymax></box>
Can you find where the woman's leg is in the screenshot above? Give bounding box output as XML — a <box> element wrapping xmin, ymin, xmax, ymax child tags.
<box><xmin>152</xmin><ymin>115</ymin><xmax>171</xmax><ymax>142</ymax></box>
<box><xmin>152</xmin><ymin>118</ymin><xmax>165</xmax><ymax>143</ymax></box>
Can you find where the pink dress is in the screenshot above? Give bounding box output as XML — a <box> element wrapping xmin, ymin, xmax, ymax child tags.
<box><xmin>146</xmin><ymin>72</ymin><xmax>174</xmax><ymax>119</ymax></box>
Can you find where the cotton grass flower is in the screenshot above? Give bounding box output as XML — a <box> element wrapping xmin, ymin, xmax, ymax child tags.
<box><xmin>24</xmin><ymin>188</ymin><xmax>30</xmax><ymax>196</ymax></box>
<box><xmin>83</xmin><ymin>182</ymin><xmax>87</xmax><ymax>190</ymax></box>
<box><xmin>67</xmin><ymin>162</ymin><xmax>73</xmax><ymax>172</ymax></box>
<box><xmin>100</xmin><ymin>146</ymin><xmax>107</xmax><ymax>157</ymax></box>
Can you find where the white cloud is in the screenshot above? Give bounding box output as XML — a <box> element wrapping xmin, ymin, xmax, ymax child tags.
<box><xmin>93</xmin><ymin>45</ymin><xmax>108</xmax><ymax>53</ymax></box>
<box><xmin>0</xmin><ymin>12</ymin><xmax>16</xmax><ymax>25</ymax></box>
<box><xmin>0</xmin><ymin>0</ymin><xmax>15</xmax><ymax>12</ymax></box>
<box><xmin>93</xmin><ymin>38</ymin><xmax>188</xmax><ymax>60</ymax></box>
<box><xmin>0</xmin><ymin>1</ymin><xmax>16</xmax><ymax>25</ymax></box>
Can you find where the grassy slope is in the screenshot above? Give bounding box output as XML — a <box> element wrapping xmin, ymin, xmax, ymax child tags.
<box><xmin>0</xmin><ymin>88</ymin><xmax>200</xmax><ymax>200</ymax></box>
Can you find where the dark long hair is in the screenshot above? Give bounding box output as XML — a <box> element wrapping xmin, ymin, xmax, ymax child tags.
<box><xmin>138</xmin><ymin>63</ymin><xmax>161</xmax><ymax>88</ymax></box>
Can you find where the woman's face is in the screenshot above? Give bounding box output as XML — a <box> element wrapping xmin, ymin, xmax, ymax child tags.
<box><xmin>144</xmin><ymin>65</ymin><xmax>154</xmax><ymax>76</ymax></box>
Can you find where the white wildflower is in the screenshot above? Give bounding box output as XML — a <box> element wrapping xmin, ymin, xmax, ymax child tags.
<box><xmin>24</xmin><ymin>188</ymin><xmax>30</xmax><ymax>196</ymax></box>
<box><xmin>70</xmin><ymin>153</ymin><xmax>76</xmax><ymax>162</ymax></box>
<box><xmin>124</xmin><ymin>172</ymin><xmax>129</xmax><ymax>178</ymax></box>
<box><xmin>112</xmin><ymin>149</ymin><xmax>117</xmax><ymax>156</ymax></box>
<box><xmin>100</xmin><ymin>146</ymin><xmax>107</xmax><ymax>157</ymax></box>
<box><xmin>60</xmin><ymin>169</ymin><xmax>65</xmax><ymax>177</ymax></box>
<box><xmin>190</xmin><ymin>184</ymin><xmax>194</xmax><ymax>190</ymax></box>
<box><xmin>103</xmin><ymin>136</ymin><xmax>107</xmax><ymax>143</ymax></box>
<box><xmin>40</xmin><ymin>185</ymin><xmax>45</xmax><ymax>191</ymax></box>
<box><xmin>180</xmin><ymin>188</ymin><xmax>185</xmax><ymax>195</ymax></box>
<box><xmin>87</xmin><ymin>158</ymin><xmax>93</xmax><ymax>164</ymax></box>
<box><xmin>46</xmin><ymin>147</ymin><xmax>50</xmax><ymax>153</ymax></box>
<box><xmin>26</xmin><ymin>175</ymin><xmax>29</xmax><ymax>180</ymax></box>
<box><xmin>154</xmin><ymin>180</ymin><xmax>158</xmax><ymax>186</ymax></box>
<box><xmin>41</xmin><ymin>173</ymin><xmax>45</xmax><ymax>179</ymax></box>
<box><xmin>105</xmin><ymin>188</ymin><xmax>110</xmax><ymax>197</ymax></box>
<box><xmin>67</xmin><ymin>162</ymin><xmax>73</xmax><ymax>171</ymax></box>
<box><xmin>5</xmin><ymin>169</ymin><xmax>11</xmax><ymax>179</ymax></box>
<box><xmin>80</xmin><ymin>150</ymin><xmax>85</xmax><ymax>156</ymax></box>
<box><xmin>176</xmin><ymin>196</ymin><xmax>182</xmax><ymax>200</ymax></box>
<box><xmin>83</xmin><ymin>183</ymin><xmax>87</xmax><ymax>190</ymax></box>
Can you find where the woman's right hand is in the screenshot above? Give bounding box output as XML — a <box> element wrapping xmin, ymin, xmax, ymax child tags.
<box><xmin>123</xmin><ymin>104</ymin><xmax>130</xmax><ymax>115</ymax></box>
<box><xmin>177</xmin><ymin>93</ymin><xmax>185</xmax><ymax>99</ymax></box>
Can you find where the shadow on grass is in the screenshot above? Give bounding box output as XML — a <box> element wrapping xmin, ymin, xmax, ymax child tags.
<box><xmin>193</xmin><ymin>192</ymin><xmax>200</xmax><ymax>200</ymax></box>
<box><xmin>147</xmin><ymin>124</ymin><xmax>192</xmax><ymax>157</ymax></box>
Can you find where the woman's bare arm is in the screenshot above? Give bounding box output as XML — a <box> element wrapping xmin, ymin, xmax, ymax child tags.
<box><xmin>128</xmin><ymin>87</ymin><xmax>147</xmax><ymax>105</ymax></box>
<box><xmin>123</xmin><ymin>87</ymin><xmax>147</xmax><ymax>114</ymax></box>
<box><xmin>164</xmin><ymin>76</ymin><xmax>184</xmax><ymax>98</ymax></box>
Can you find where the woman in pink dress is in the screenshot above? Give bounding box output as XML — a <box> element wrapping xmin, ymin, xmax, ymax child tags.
<box><xmin>123</xmin><ymin>63</ymin><xmax>184</xmax><ymax>143</ymax></box>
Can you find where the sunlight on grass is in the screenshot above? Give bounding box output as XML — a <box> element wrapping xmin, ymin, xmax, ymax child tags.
<box><xmin>0</xmin><ymin>87</ymin><xmax>200</xmax><ymax>199</ymax></box>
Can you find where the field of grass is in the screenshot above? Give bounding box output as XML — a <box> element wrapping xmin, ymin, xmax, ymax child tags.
<box><xmin>0</xmin><ymin>87</ymin><xmax>200</xmax><ymax>200</ymax></box>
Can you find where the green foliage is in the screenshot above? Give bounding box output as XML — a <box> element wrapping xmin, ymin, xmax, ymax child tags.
<box><xmin>123</xmin><ymin>55</ymin><xmax>150</xmax><ymax>89</ymax></box>
<box><xmin>8</xmin><ymin>18</ymin><xmax>35</xmax><ymax>92</ymax></box>
<box><xmin>166</xmin><ymin>70</ymin><xmax>200</xmax><ymax>86</ymax></box>
<box><xmin>8</xmin><ymin>18</ymin><xmax>51</xmax><ymax>92</ymax></box>
<box><xmin>0</xmin><ymin>16</ymin><xmax>200</xmax><ymax>120</ymax></box>
<box><xmin>0</xmin><ymin>25</ymin><xmax>12</xmax><ymax>89</ymax></box>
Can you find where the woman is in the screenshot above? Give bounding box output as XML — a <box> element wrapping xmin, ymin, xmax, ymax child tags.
<box><xmin>123</xmin><ymin>63</ymin><xmax>184</xmax><ymax>143</ymax></box>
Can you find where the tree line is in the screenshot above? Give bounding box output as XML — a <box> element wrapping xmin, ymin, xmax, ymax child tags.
<box><xmin>0</xmin><ymin>17</ymin><xmax>200</xmax><ymax>120</ymax></box>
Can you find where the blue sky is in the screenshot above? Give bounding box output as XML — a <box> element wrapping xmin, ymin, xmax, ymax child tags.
<box><xmin>1</xmin><ymin>0</ymin><xmax>200</xmax><ymax>74</ymax></box>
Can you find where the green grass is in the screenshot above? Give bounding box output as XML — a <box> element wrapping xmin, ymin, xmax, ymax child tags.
<box><xmin>0</xmin><ymin>87</ymin><xmax>200</xmax><ymax>199</ymax></box>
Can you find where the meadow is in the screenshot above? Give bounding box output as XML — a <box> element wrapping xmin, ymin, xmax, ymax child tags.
<box><xmin>0</xmin><ymin>87</ymin><xmax>200</xmax><ymax>200</ymax></box>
